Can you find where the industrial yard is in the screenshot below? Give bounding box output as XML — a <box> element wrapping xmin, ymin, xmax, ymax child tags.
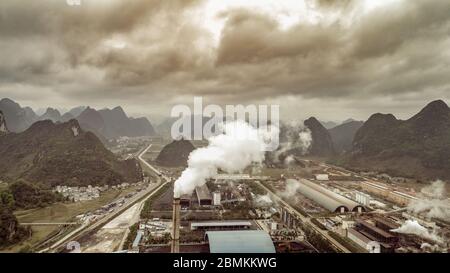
<box><xmin>34</xmin><ymin>136</ymin><xmax>448</xmax><ymax>255</ymax></box>
<box><xmin>114</xmin><ymin>138</ymin><xmax>449</xmax><ymax>254</ymax></box>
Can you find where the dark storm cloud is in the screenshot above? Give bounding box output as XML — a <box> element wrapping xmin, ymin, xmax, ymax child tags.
<box><xmin>0</xmin><ymin>0</ymin><xmax>449</xmax><ymax>121</ymax></box>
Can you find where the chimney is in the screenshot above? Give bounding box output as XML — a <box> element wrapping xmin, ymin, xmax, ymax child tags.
<box><xmin>171</xmin><ymin>198</ymin><xmax>180</xmax><ymax>253</ymax></box>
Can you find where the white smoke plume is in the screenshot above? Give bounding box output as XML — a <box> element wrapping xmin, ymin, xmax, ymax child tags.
<box><xmin>298</xmin><ymin>130</ymin><xmax>313</xmax><ymax>150</ymax></box>
<box><xmin>391</xmin><ymin>220</ymin><xmax>443</xmax><ymax>244</ymax></box>
<box><xmin>272</xmin><ymin>121</ymin><xmax>312</xmax><ymax>164</ymax></box>
<box><xmin>174</xmin><ymin>120</ymin><xmax>279</xmax><ymax>197</ymax></box>
<box><xmin>279</xmin><ymin>179</ymin><xmax>301</xmax><ymax>199</ymax></box>
<box><xmin>420</xmin><ymin>243</ymin><xmax>442</xmax><ymax>252</ymax></box>
<box><xmin>284</xmin><ymin>155</ymin><xmax>295</xmax><ymax>165</ymax></box>
<box><xmin>408</xmin><ymin>180</ymin><xmax>450</xmax><ymax>220</ymax></box>
<box><xmin>253</xmin><ymin>194</ymin><xmax>273</xmax><ymax>207</ymax></box>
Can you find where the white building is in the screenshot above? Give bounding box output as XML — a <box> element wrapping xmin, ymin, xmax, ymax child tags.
<box><xmin>355</xmin><ymin>191</ymin><xmax>371</xmax><ymax>206</ymax></box>
<box><xmin>213</xmin><ymin>192</ymin><xmax>221</xmax><ymax>206</ymax></box>
<box><xmin>315</xmin><ymin>174</ymin><xmax>329</xmax><ymax>181</ymax></box>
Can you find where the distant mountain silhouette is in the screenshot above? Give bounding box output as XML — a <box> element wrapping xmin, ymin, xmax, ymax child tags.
<box><xmin>0</xmin><ymin>110</ymin><xmax>9</xmax><ymax>135</ymax></box>
<box><xmin>304</xmin><ymin>117</ymin><xmax>335</xmax><ymax>156</ymax></box>
<box><xmin>0</xmin><ymin>99</ymin><xmax>156</xmax><ymax>140</ymax></box>
<box><xmin>78</xmin><ymin>106</ymin><xmax>156</xmax><ymax>139</ymax></box>
<box><xmin>329</xmin><ymin>120</ymin><xmax>364</xmax><ymax>154</ymax></box>
<box><xmin>155</xmin><ymin>139</ymin><xmax>195</xmax><ymax>167</ymax></box>
<box><xmin>0</xmin><ymin>98</ymin><xmax>38</xmax><ymax>132</ymax></box>
<box><xmin>319</xmin><ymin>120</ymin><xmax>339</xmax><ymax>129</ymax></box>
<box><xmin>345</xmin><ymin>100</ymin><xmax>450</xmax><ymax>180</ymax></box>
<box><xmin>67</xmin><ymin>106</ymin><xmax>87</xmax><ymax>118</ymax></box>
<box><xmin>61</xmin><ymin>112</ymin><xmax>75</xmax><ymax>122</ymax></box>
<box><xmin>0</xmin><ymin>119</ymin><xmax>143</xmax><ymax>186</ymax></box>
<box><xmin>39</xmin><ymin>108</ymin><xmax>61</xmax><ymax>123</ymax></box>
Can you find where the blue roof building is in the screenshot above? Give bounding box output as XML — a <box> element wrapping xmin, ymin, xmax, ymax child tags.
<box><xmin>205</xmin><ymin>230</ymin><xmax>275</xmax><ymax>253</ymax></box>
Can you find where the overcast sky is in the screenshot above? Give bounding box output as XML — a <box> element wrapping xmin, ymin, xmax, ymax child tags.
<box><xmin>0</xmin><ymin>0</ymin><xmax>449</xmax><ymax>123</ymax></box>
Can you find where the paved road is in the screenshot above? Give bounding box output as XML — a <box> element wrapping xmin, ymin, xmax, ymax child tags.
<box><xmin>46</xmin><ymin>143</ymin><xmax>172</xmax><ymax>252</ymax></box>
<box><xmin>20</xmin><ymin>222</ymin><xmax>79</xmax><ymax>226</ymax></box>
<box><xmin>255</xmin><ymin>181</ymin><xmax>352</xmax><ymax>253</ymax></box>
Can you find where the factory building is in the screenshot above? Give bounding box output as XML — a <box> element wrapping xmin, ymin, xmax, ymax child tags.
<box><xmin>213</xmin><ymin>191</ymin><xmax>221</xmax><ymax>206</ymax></box>
<box><xmin>315</xmin><ymin>174</ymin><xmax>329</xmax><ymax>181</ymax></box>
<box><xmin>355</xmin><ymin>191</ymin><xmax>371</xmax><ymax>206</ymax></box>
<box><xmin>180</xmin><ymin>194</ymin><xmax>191</xmax><ymax>208</ymax></box>
<box><xmin>347</xmin><ymin>228</ymin><xmax>381</xmax><ymax>253</ymax></box>
<box><xmin>296</xmin><ymin>179</ymin><xmax>365</xmax><ymax>213</ymax></box>
<box><xmin>355</xmin><ymin>219</ymin><xmax>397</xmax><ymax>252</ymax></box>
<box><xmin>205</xmin><ymin>230</ymin><xmax>276</xmax><ymax>253</ymax></box>
<box><xmin>191</xmin><ymin>221</ymin><xmax>252</xmax><ymax>231</ymax></box>
<box><xmin>195</xmin><ymin>184</ymin><xmax>212</xmax><ymax>206</ymax></box>
<box><xmin>374</xmin><ymin>217</ymin><xmax>400</xmax><ymax>232</ymax></box>
<box><xmin>280</xmin><ymin>207</ymin><xmax>300</xmax><ymax>229</ymax></box>
<box><xmin>361</xmin><ymin>181</ymin><xmax>419</xmax><ymax>206</ymax></box>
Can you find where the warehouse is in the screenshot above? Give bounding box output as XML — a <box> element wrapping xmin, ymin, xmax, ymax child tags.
<box><xmin>195</xmin><ymin>184</ymin><xmax>212</xmax><ymax>206</ymax></box>
<box><xmin>180</xmin><ymin>194</ymin><xmax>191</xmax><ymax>208</ymax></box>
<box><xmin>347</xmin><ymin>228</ymin><xmax>380</xmax><ymax>253</ymax></box>
<box><xmin>296</xmin><ymin>179</ymin><xmax>365</xmax><ymax>213</ymax></box>
<box><xmin>191</xmin><ymin>221</ymin><xmax>252</xmax><ymax>231</ymax></box>
<box><xmin>356</xmin><ymin>219</ymin><xmax>398</xmax><ymax>244</ymax></box>
<box><xmin>361</xmin><ymin>182</ymin><xmax>419</xmax><ymax>206</ymax></box>
<box><xmin>374</xmin><ymin>217</ymin><xmax>400</xmax><ymax>232</ymax></box>
<box><xmin>205</xmin><ymin>230</ymin><xmax>275</xmax><ymax>253</ymax></box>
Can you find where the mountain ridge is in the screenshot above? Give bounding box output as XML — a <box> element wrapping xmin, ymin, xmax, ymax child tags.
<box><xmin>0</xmin><ymin>119</ymin><xmax>143</xmax><ymax>186</ymax></box>
<box><xmin>344</xmin><ymin>99</ymin><xmax>450</xmax><ymax>180</ymax></box>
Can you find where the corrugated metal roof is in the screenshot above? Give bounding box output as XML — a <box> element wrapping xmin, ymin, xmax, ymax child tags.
<box><xmin>196</xmin><ymin>184</ymin><xmax>212</xmax><ymax>200</ymax></box>
<box><xmin>192</xmin><ymin>221</ymin><xmax>252</xmax><ymax>228</ymax></box>
<box><xmin>356</xmin><ymin>219</ymin><xmax>396</xmax><ymax>239</ymax></box>
<box><xmin>132</xmin><ymin>230</ymin><xmax>144</xmax><ymax>248</ymax></box>
<box><xmin>348</xmin><ymin>228</ymin><xmax>371</xmax><ymax>243</ymax></box>
<box><xmin>297</xmin><ymin>179</ymin><xmax>365</xmax><ymax>212</ymax></box>
<box><xmin>206</xmin><ymin>230</ymin><xmax>275</xmax><ymax>253</ymax></box>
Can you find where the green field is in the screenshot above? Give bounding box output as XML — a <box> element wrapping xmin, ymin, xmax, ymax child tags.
<box><xmin>5</xmin><ymin>187</ymin><xmax>139</xmax><ymax>252</ymax></box>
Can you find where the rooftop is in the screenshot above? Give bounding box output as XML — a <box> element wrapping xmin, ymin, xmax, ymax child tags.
<box><xmin>191</xmin><ymin>221</ymin><xmax>252</xmax><ymax>228</ymax></box>
<box><xmin>195</xmin><ymin>184</ymin><xmax>212</xmax><ymax>200</ymax></box>
<box><xmin>206</xmin><ymin>230</ymin><xmax>275</xmax><ymax>253</ymax></box>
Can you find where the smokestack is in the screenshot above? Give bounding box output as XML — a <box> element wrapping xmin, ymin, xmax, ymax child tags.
<box><xmin>171</xmin><ymin>198</ymin><xmax>180</xmax><ymax>253</ymax></box>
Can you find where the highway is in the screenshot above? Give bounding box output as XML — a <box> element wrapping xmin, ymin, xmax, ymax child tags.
<box><xmin>20</xmin><ymin>222</ymin><xmax>79</xmax><ymax>226</ymax></box>
<box><xmin>139</xmin><ymin>144</ymin><xmax>162</xmax><ymax>176</ymax></box>
<box><xmin>255</xmin><ymin>181</ymin><xmax>352</xmax><ymax>253</ymax></box>
<box><xmin>45</xmin><ymin>142</ymin><xmax>172</xmax><ymax>252</ymax></box>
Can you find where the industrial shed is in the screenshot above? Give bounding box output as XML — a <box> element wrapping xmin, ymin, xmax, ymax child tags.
<box><xmin>191</xmin><ymin>221</ymin><xmax>252</xmax><ymax>231</ymax></box>
<box><xmin>195</xmin><ymin>184</ymin><xmax>212</xmax><ymax>206</ymax></box>
<box><xmin>205</xmin><ymin>230</ymin><xmax>276</xmax><ymax>253</ymax></box>
<box><xmin>297</xmin><ymin>179</ymin><xmax>365</xmax><ymax>213</ymax></box>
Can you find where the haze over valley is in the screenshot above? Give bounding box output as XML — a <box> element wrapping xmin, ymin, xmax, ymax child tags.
<box><xmin>1</xmin><ymin>0</ymin><xmax>449</xmax><ymax>254</ymax></box>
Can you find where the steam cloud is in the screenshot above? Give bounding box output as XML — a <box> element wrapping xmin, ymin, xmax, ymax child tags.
<box><xmin>391</xmin><ymin>220</ymin><xmax>443</xmax><ymax>244</ymax></box>
<box><xmin>173</xmin><ymin>120</ymin><xmax>279</xmax><ymax>197</ymax></box>
<box><xmin>280</xmin><ymin>179</ymin><xmax>301</xmax><ymax>199</ymax></box>
<box><xmin>273</xmin><ymin>121</ymin><xmax>312</xmax><ymax>164</ymax></box>
<box><xmin>253</xmin><ymin>194</ymin><xmax>273</xmax><ymax>207</ymax></box>
<box><xmin>407</xmin><ymin>180</ymin><xmax>450</xmax><ymax>220</ymax></box>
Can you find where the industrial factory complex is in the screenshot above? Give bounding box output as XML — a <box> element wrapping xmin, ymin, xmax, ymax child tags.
<box><xmin>125</xmin><ymin>162</ymin><xmax>449</xmax><ymax>254</ymax></box>
<box><xmin>115</xmin><ymin>140</ymin><xmax>449</xmax><ymax>254</ymax></box>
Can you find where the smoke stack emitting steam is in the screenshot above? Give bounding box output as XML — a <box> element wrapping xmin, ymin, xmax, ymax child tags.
<box><xmin>173</xmin><ymin>120</ymin><xmax>279</xmax><ymax>198</ymax></box>
<box><xmin>171</xmin><ymin>120</ymin><xmax>278</xmax><ymax>252</ymax></box>
<box><xmin>171</xmin><ymin>198</ymin><xmax>180</xmax><ymax>253</ymax></box>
